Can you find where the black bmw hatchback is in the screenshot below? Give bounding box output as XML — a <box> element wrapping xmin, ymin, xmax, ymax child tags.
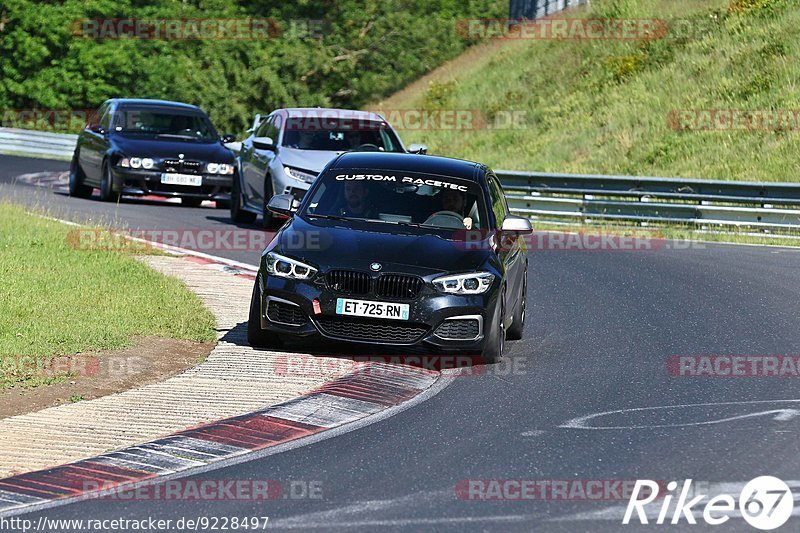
<box><xmin>69</xmin><ymin>99</ymin><xmax>236</xmax><ymax>207</ymax></box>
<box><xmin>248</xmin><ymin>152</ymin><xmax>533</xmax><ymax>362</ymax></box>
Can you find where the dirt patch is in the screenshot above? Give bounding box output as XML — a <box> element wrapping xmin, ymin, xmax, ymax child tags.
<box><xmin>0</xmin><ymin>336</ymin><xmax>214</xmax><ymax>420</ymax></box>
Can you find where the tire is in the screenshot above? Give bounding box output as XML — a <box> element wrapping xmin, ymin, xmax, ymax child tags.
<box><xmin>215</xmin><ymin>199</ymin><xmax>231</xmax><ymax>209</ymax></box>
<box><xmin>230</xmin><ymin>175</ymin><xmax>257</xmax><ymax>224</ymax></box>
<box><xmin>99</xmin><ymin>161</ymin><xmax>120</xmax><ymax>203</ymax></box>
<box><xmin>181</xmin><ymin>197</ymin><xmax>204</xmax><ymax>208</ymax></box>
<box><xmin>506</xmin><ymin>264</ymin><xmax>527</xmax><ymax>341</ymax></box>
<box><xmin>481</xmin><ymin>290</ymin><xmax>506</xmax><ymax>364</ymax></box>
<box><xmin>261</xmin><ymin>175</ymin><xmax>278</xmax><ymax>229</ymax></box>
<box><xmin>68</xmin><ymin>154</ymin><xmax>93</xmax><ymax>199</ymax></box>
<box><xmin>247</xmin><ymin>275</ymin><xmax>282</xmax><ymax>349</ymax></box>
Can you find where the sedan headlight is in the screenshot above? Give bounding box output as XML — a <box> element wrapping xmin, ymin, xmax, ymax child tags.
<box><xmin>205</xmin><ymin>163</ymin><xmax>235</xmax><ymax>175</ymax></box>
<box><xmin>265</xmin><ymin>252</ymin><xmax>317</xmax><ymax>280</ymax></box>
<box><xmin>284</xmin><ymin>166</ymin><xmax>316</xmax><ymax>184</ymax></box>
<box><xmin>119</xmin><ymin>157</ymin><xmax>154</xmax><ymax>169</ymax></box>
<box><xmin>433</xmin><ymin>272</ymin><xmax>495</xmax><ymax>295</ymax></box>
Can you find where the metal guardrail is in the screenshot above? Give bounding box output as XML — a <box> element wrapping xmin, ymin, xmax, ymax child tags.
<box><xmin>0</xmin><ymin>128</ymin><xmax>77</xmax><ymax>160</ymax></box>
<box><xmin>495</xmin><ymin>170</ymin><xmax>800</xmax><ymax>231</ymax></box>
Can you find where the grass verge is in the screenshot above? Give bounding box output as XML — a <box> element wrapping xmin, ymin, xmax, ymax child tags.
<box><xmin>0</xmin><ymin>204</ymin><xmax>216</xmax><ymax>389</ymax></box>
<box><xmin>376</xmin><ymin>0</ymin><xmax>800</xmax><ymax>182</ymax></box>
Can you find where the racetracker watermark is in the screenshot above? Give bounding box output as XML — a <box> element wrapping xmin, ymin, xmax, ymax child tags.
<box><xmin>367</xmin><ymin>109</ymin><xmax>529</xmax><ymax>131</ymax></box>
<box><xmin>457</xmin><ymin>17</ymin><xmax>724</xmax><ymax>41</ymax></box>
<box><xmin>0</xmin><ymin>355</ymin><xmax>146</xmax><ymax>379</ymax></box>
<box><xmin>1</xmin><ymin>109</ymin><xmax>97</xmax><ymax>131</ymax></box>
<box><xmin>668</xmin><ymin>355</ymin><xmax>800</xmax><ymax>377</ymax></box>
<box><xmin>455</xmin><ymin>230</ymin><xmax>705</xmax><ymax>252</ymax></box>
<box><xmin>71</xmin><ymin>18</ymin><xmax>327</xmax><ymax>40</ymax></box>
<box><xmin>668</xmin><ymin>109</ymin><xmax>800</xmax><ymax>132</ymax></box>
<box><xmin>456</xmin><ymin>479</ymin><xmax>666</xmax><ymax>501</ymax></box>
<box><xmin>273</xmin><ymin>354</ymin><xmax>529</xmax><ymax>377</ymax></box>
<box><xmin>67</xmin><ymin>229</ymin><xmax>290</xmax><ymax>253</ymax></box>
<box><xmin>80</xmin><ymin>479</ymin><xmax>322</xmax><ymax>501</ymax></box>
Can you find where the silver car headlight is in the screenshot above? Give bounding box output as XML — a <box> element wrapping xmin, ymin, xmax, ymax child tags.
<box><xmin>284</xmin><ymin>166</ymin><xmax>316</xmax><ymax>184</ymax></box>
<box><xmin>433</xmin><ymin>272</ymin><xmax>494</xmax><ymax>295</ymax></box>
<box><xmin>265</xmin><ymin>252</ymin><xmax>317</xmax><ymax>280</ymax></box>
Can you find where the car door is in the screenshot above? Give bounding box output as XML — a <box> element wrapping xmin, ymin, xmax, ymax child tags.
<box><xmin>79</xmin><ymin>102</ymin><xmax>111</xmax><ymax>183</ymax></box>
<box><xmin>487</xmin><ymin>174</ymin><xmax>523</xmax><ymax>313</ymax></box>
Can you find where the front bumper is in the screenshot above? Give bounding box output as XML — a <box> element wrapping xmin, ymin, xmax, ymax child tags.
<box><xmin>255</xmin><ymin>271</ymin><xmax>500</xmax><ymax>352</ymax></box>
<box><xmin>111</xmin><ymin>167</ymin><xmax>233</xmax><ymax>200</ymax></box>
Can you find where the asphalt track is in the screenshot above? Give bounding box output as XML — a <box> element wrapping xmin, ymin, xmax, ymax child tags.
<box><xmin>2</xmin><ymin>154</ymin><xmax>800</xmax><ymax>532</ymax></box>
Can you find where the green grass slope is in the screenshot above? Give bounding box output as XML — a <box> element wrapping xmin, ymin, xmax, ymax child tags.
<box><xmin>375</xmin><ymin>0</ymin><xmax>800</xmax><ymax>181</ymax></box>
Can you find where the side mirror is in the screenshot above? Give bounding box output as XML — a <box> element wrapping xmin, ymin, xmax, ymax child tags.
<box><xmin>253</xmin><ymin>136</ymin><xmax>275</xmax><ymax>151</ymax></box>
<box><xmin>267</xmin><ymin>193</ymin><xmax>300</xmax><ymax>217</ymax></box>
<box><xmin>221</xmin><ymin>134</ymin><xmax>236</xmax><ymax>144</ymax></box>
<box><xmin>88</xmin><ymin>124</ymin><xmax>105</xmax><ymax>135</ymax></box>
<box><xmin>500</xmin><ymin>215</ymin><xmax>533</xmax><ymax>235</ymax></box>
<box><xmin>408</xmin><ymin>143</ymin><xmax>428</xmax><ymax>155</ymax></box>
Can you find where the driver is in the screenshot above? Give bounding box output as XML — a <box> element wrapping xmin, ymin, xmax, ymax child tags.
<box><xmin>440</xmin><ymin>188</ymin><xmax>466</xmax><ymax>217</ymax></box>
<box><xmin>339</xmin><ymin>181</ymin><xmax>377</xmax><ymax>218</ymax></box>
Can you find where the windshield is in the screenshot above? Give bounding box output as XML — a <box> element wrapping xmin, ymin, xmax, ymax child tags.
<box><xmin>302</xmin><ymin>170</ymin><xmax>488</xmax><ymax>231</ymax></box>
<box><xmin>114</xmin><ymin>106</ymin><xmax>219</xmax><ymax>141</ymax></box>
<box><xmin>282</xmin><ymin>119</ymin><xmax>403</xmax><ymax>152</ymax></box>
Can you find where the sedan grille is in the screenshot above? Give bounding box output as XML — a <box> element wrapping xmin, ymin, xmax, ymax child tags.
<box><xmin>315</xmin><ymin>317</ymin><xmax>428</xmax><ymax>344</ymax></box>
<box><xmin>376</xmin><ymin>274</ymin><xmax>423</xmax><ymax>300</ymax></box>
<box><xmin>163</xmin><ymin>160</ymin><xmax>203</xmax><ymax>175</ymax></box>
<box><xmin>326</xmin><ymin>270</ymin><xmax>371</xmax><ymax>295</ymax></box>
<box><xmin>266</xmin><ymin>300</ymin><xmax>307</xmax><ymax>326</ymax></box>
<box><xmin>434</xmin><ymin>318</ymin><xmax>481</xmax><ymax>340</ymax></box>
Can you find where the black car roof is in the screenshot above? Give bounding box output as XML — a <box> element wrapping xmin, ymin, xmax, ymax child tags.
<box><xmin>329</xmin><ymin>152</ymin><xmax>488</xmax><ymax>182</ymax></box>
<box><xmin>111</xmin><ymin>99</ymin><xmax>203</xmax><ymax>111</ymax></box>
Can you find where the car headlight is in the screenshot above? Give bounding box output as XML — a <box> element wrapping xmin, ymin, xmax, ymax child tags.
<box><xmin>433</xmin><ymin>272</ymin><xmax>495</xmax><ymax>295</ymax></box>
<box><xmin>141</xmin><ymin>158</ymin><xmax>154</xmax><ymax>169</ymax></box>
<box><xmin>265</xmin><ymin>252</ymin><xmax>317</xmax><ymax>280</ymax></box>
<box><xmin>284</xmin><ymin>166</ymin><xmax>316</xmax><ymax>184</ymax></box>
<box><xmin>205</xmin><ymin>163</ymin><xmax>234</xmax><ymax>175</ymax></box>
<box><xmin>119</xmin><ymin>158</ymin><xmax>130</xmax><ymax>168</ymax></box>
<box><xmin>129</xmin><ymin>157</ymin><xmax>142</xmax><ymax>169</ymax></box>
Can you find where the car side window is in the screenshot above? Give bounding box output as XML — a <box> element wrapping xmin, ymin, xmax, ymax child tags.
<box><xmin>257</xmin><ymin>115</ymin><xmax>280</xmax><ymax>141</ymax></box>
<box><xmin>487</xmin><ymin>176</ymin><xmax>508</xmax><ymax>227</ymax></box>
<box><xmin>99</xmin><ymin>105</ymin><xmax>112</xmax><ymax>130</ymax></box>
<box><xmin>255</xmin><ymin>116</ymin><xmax>273</xmax><ymax>139</ymax></box>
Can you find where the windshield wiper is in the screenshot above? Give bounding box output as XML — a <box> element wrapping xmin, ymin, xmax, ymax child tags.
<box><xmin>305</xmin><ymin>213</ymin><xmax>353</xmax><ymax>222</ymax></box>
<box><xmin>155</xmin><ymin>134</ymin><xmax>203</xmax><ymax>140</ymax></box>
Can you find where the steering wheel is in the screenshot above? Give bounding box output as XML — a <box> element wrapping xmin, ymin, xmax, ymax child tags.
<box><xmin>423</xmin><ymin>210</ymin><xmax>465</xmax><ymax>229</ymax></box>
<box><xmin>354</xmin><ymin>143</ymin><xmax>381</xmax><ymax>152</ymax></box>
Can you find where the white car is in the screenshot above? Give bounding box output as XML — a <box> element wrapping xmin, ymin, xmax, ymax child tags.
<box><xmin>230</xmin><ymin>108</ymin><xmax>426</xmax><ymax>227</ymax></box>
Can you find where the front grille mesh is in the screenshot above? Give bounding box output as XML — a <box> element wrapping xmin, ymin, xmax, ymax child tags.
<box><xmin>326</xmin><ymin>270</ymin><xmax>371</xmax><ymax>295</ymax></box>
<box><xmin>266</xmin><ymin>300</ymin><xmax>307</xmax><ymax>326</ymax></box>
<box><xmin>316</xmin><ymin>317</ymin><xmax>428</xmax><ymax>343</ymax></box>
<box><xmin>163</xmin><ymin>160</ymin><xmax>203</xmax><ymax>175</ymax></box>
<box><xmin>326</xmin><ymin>271</ymin><xmax>423</xmax><ymax>300</ymax></box>
<box><xmin>435</xmin><ymin>319</ymin><xmax>480</xmax><ymax>339</ymax></box>
<box><xmin>376</xmin><ymin>274</ymin><xmax>423</xmax><ymax>299</ymax></box>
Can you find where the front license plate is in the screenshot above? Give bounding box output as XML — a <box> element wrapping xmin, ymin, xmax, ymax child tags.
<box><xmin>336</xmin><ymin>298</ymin><xmax>409</xmax><ymax>321</ymax></box>
<box><xmin>161</xmin><ymin>173</ymin><xmax>202</xmax><ymax>186</ymax></box>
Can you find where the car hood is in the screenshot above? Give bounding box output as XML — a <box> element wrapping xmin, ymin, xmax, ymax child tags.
<box><xmin>278</xmin><ymin>148</ymin><xmax>343</xmax><ymax>173</ymax></box>
<box><xmin>276</xmin><ymin>216</ymin><xmax>494</xmax><ymax>277</ymax></box>
<box><xmin>111</xmin><ymin>136</ymin><xmax>234</xmax><ymax>162</ymax></box>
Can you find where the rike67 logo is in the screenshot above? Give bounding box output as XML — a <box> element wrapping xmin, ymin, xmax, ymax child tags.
<box><xmin>624</xmin><ymin>477</ymin><xmax>794</xmax><ymax>530</ymax></box>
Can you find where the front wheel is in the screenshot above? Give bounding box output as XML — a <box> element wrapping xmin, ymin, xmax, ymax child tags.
<box><xmin>261</xmin><ymin>175</ymin><xmax>278</xmax><ymax>229</ymax></box>
<box><xmin>231</xmin><ymin>175</ymin><xmax>257</xmax><ymax>224</ymax></box>
<box><xmin>68</xmin><ymin>154</ymin><xmax>93</xmax><ymax>199</ymax></box>
<box><xmin>99</xmin><ymin>162</ymin><xmax>120</xmax><ymax>203</ymax></box>
<box><xmin>506</xmin><ymin>265</ymin><xmax>527</xmax><ymax>341</ymax></box>
<box><xmin>248</xmin><ymin>275</ymin><xmax>282</xmax><ymax>349</ymax></box>
<box><xmin>481</xmin><ymin>292</ymin><xmax>506</xmax><ymax>364</ymax></box>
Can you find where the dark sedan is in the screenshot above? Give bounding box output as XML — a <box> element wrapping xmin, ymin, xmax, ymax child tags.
<box><xmin>69</xmin><ymin>98</ymin><xmax>236</xmax><ymax>207</ymax></box>
<box><xmin>247</xmin><ymin>152</ymin><xmax>532</xmax><ymax>362</ymax></box>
